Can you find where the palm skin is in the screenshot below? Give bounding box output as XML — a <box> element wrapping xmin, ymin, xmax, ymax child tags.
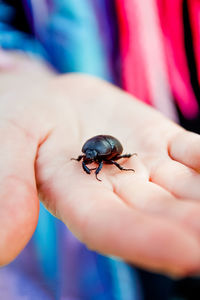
<box><xmin>1</xmin><ymin>72</ymin><xmax>200</xmax><ymax>277</ymax></box>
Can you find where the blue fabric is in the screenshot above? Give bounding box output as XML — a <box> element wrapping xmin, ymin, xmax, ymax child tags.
<box><xmin>36</xmin><ymin>0</ymin><xmax>113</xmax><ymax>80</ymax></box>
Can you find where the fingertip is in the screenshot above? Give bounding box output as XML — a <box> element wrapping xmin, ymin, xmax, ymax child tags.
<box><xmin>0</xmin><ymin>178</ymin><xmax>39</xmax><ymax>266</ymax></box>
<box><xmin>169</xmin><ymin>130</ymin><xmax>200</xmax><ymax>170</ymax></box>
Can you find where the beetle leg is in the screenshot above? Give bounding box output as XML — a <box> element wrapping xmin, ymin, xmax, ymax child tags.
<box><xmin>110</xmin><ymin>160</ymin><xmax>135</xmax><ymax>172</ymax></box>
<box><xmin>82</xmin><ymin>161</ymin><xmax>92</xmax><ymax>174</ymax></box>
<box><xmin>113</xmin><ymin>153</ymin><xmax>137</xmax><ymax>161</ymax></box>
<box><xmin>71</xmin><ymin>155</ymin><xmax>84</xmax><ymax>161</ymax></box>
<box><xmin>95</xmin><ymin>161</ymin><xmax>103</xmax><ymax>181</ymax></box>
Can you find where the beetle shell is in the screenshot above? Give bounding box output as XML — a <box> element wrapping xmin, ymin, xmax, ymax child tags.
<box><xmin>82</xmin><ymin>135</ymin><xmax>123</xmax><ymax>159</ymax></box>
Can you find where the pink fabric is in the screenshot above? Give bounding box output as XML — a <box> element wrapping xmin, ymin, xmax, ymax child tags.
<box><xmin>116</xmin><ymin>0</ymin><xmax>199</xmax><ymax>119</ymax></box>
<box><xmin>157</xmin><ymin>0</ymin><xmax>198</xmax><ymax>118</ymax></box>
<box><xmin>115</xmin><ymin>1</ymin><xmax>151</xmax><ymax>105</ymax></box>
<box><xmin>188</xmin><ymin>0</ymin><xmax>200</xmax><ymax>86</ymax></box>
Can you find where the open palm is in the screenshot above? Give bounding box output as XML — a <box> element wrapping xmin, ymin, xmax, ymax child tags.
<box><xmin>2</xmin><ymin>74</ymin><xmax>200</xmax><ymax>276</ymax></box>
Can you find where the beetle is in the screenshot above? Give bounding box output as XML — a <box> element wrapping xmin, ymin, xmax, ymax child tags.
<box><xmin>71</xmin><ymin>135</ymin><xmax>136</xmax><ymax>181</ymax></box>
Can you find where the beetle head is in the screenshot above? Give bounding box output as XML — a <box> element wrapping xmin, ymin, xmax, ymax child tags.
<box><xmin>85</xmin><ymin>149</ymin><xmax>98</xmax><ymax>160</ymax></box>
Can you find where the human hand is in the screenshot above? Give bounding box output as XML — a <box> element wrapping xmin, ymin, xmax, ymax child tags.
<box><xmin>2</xmin><ymin>73</ymin><xmax>200</xmax><ymax>277</ymax></box>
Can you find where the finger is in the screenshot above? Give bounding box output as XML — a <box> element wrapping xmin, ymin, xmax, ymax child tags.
<box><xmin>0</xmin><ymin>122</ymin><xmax>39</xmax><ymax>265</ymax></box>
<box><xmin>169</xmin><ymin>130</ymin><xmax>200</xmax><ymax>171</ymax></box>
<box><xmin>149</xmin><ymin>158</ymin><xmax>200</xmax><ymax>200</ymax></box>
<box><xmin>37</xmin><ymin>158</ymin><xmax>200</xmax><ymax>277</ymax></box>
<box><xmin>112</xmin><ymin>174</ymin><xmax>200</xmax><ymax>237</ymax></box>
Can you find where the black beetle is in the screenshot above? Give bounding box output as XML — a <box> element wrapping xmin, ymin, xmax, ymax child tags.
<box><xmin>71</xmin><ymin>135</ymin><xmax>136</xmax><ymax>181</ymax></box>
